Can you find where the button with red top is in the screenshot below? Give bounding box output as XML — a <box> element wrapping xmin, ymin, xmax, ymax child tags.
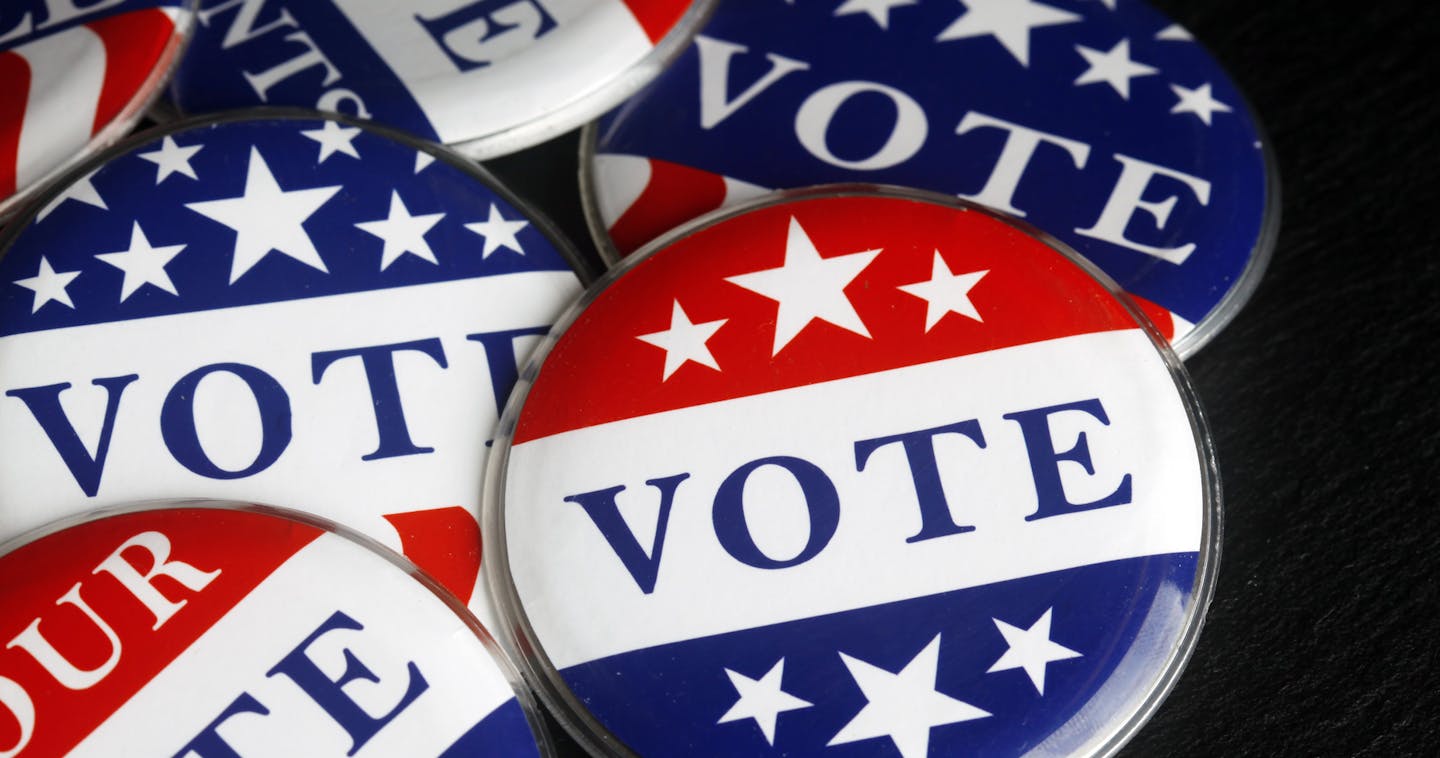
<box><xmin>0</xmin><ymin>502</ymin><xmax>550</xmax><ymax>757</ymax></box>
<box><xmin>487</xmin><ymin>187</ymin><xmax>1219</xmax><ymax>757</ymax></box>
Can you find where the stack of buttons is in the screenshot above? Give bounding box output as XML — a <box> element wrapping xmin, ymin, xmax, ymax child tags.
<box><xmin>582</xmin><ymin>0</ymin><xmax>1278</xmax><ymax>357</ymax></box>
<box><xmin>0</xmin><ymin>1</ymin><xmax>1274</xmax><ymax>756</ymax></box>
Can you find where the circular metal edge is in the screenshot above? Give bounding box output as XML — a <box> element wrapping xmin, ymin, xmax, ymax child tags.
<box><xmin>1169</xmin><ymin>86</ymin><xmax>1283</xmax><ymax>359</ymax></box>
<box><xmin>577</xmin><ymin>120</ymin><xmax>627</xmax><ymax>267</ymax></box>
<box><xmin>0</xmin><ymin>0</ymin><xmax>200</xmax><ymax>224</ymax></box>
<box><xmin>0</xmin><ymin>106</ymin><xmax>597</xmax><ymax>287</ymax></box>
<box><xmin>445</xmin><ymin>0</ymin><xmax>719</xmax><ymax>161</ymax></box>
<box><xmin>483</xmin><ymin>182</ymin><xmax>1223</xmax><ymax>758</ymax></box>
<box><xmin>0</xmin><ymin>497</ymin><xmax>558</xmax><ymax>758</ymax></box>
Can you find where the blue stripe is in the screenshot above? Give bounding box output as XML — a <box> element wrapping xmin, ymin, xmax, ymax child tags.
<box><xmin>439</xmin><ymin>697</ymin><xmax>543</xmax><ymax>757</ymax></box>
<box><xmin>0</xmin><ymin>117</ymin><xmax>573</xmax><ymax>337</ymax></box>
<box><xmin>561</xmin><ymin>553</ymin><xmax>1199</xmax><ymax>756</ymax></box>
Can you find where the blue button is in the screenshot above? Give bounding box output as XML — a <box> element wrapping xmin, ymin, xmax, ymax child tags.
<box><xmin>586</xmin><ymin>0</ymin><xmax>1277</xmax><ymax>356</ymax></box>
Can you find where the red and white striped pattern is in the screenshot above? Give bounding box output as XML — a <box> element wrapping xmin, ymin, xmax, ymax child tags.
<box><xmin>0</xmin><ymin>8</ymin><xmax>178</xmax><ymax>207</ymax></box>
<box><xmin>594</xmin><ymin>152</ymin><xmax>1195</xmax><ymax>342</ymax></box>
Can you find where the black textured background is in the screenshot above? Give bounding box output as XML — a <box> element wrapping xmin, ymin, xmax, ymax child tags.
<box><xmin>484</xmin><ymin>1</ymin><xmax>1440</xmax><ymax>754</ymax></box>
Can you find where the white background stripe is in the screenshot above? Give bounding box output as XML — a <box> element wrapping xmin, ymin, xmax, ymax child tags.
<box><xmin>335</xmin><ymin>0</ymin><xmax>652</xmax><ymax>143</ymax></box>
<box><xmin>506</xmin><ymin>330</ymin><xmax>1204</xmax><ymax>667</ymax></box>
<box><xmin>13</xmin><ymin>24</ymin><xmax>105</xmax><ymax>188</ymax></box>
<box><xmin>0</xmin><ymin>272</ymin><xmax>580</xmax><ymax>624</ymax></box>
<box><xmin>593</xmin><ymin>153</ymin><xmax>649</xmax><ymax>227</ymax></box>
<box><xmin>69</xmin><ymin>533</ymin><xmax>518</xmax><ymax>756</ymax></box>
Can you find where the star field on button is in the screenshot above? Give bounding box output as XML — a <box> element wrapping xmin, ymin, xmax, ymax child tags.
<box><xmin>725</xmin><ymin>217</ymin><xmax>879</xmax><ymax>356</ymax></box>
<box><xmin>1074</xmin><ymin>38</ymin><xmax>1158</xmax><ymax>99</ymax></box>
<box><xmin>185</xmin><ymin>147</ymin><xmax>342</xmax><ymax>283</ymax></box>
<box><xmin>301</xmin><ymin>120</ymin><xmax>362</xmax><ymax>163</ymax></box>
<box><xmin>987</xmin><ymin>608</ymin><xmax>1083</xmax><ymax>695</ymax></box>
<box><xmin>465</xmin><ymin>203</ymin><xmax>530</xmax><ymax>258</ymax></box>
<box><xmin>138</xmin><ymin>136</ymin><xmax>203</xmax><ymax>184</ymax></box>
<box><xmin>36</xmin><ymin>170</ymin><xmax>106</xmax><ymax>222</ymax></box>
<box><xmin>935</xmin><ymin>0</ymin><xmax>1082</xmax><ymax>66</ymax></box>
<box><xmin>830</xmin><ymin>635</ymin><xmax>990</xmax><ymax>758</ymax></box>
<box><xmin>355</xmin><ymin>191</ymin><xmax>445</xmax><ymax>270</ymax></box>
<box><xmin>833</xmin><ymin>0</ymin><xmax>917</xmax><ymax>30</ymax></box>
<box><xmin>1170</xmin><ymin>82</ymin><xmax>1232</xmax><ymax>125</ymax></box>
<box><xmin>636</xmin><ymin>300</ymin><xmax>727</xmax><ymax>381</ymax></box>
<box><xmin>94</xmin><ymin>222</ymin><xmax>186</xmax><ymax>301</ymax></box>
<box><xmin>717</xmin><ymin>658</ymin><xmax>812</xmax><ymax>746</ymax></box>
<box><xmin>14</xmin><ymin>257</ymin><xmax>81</xmax><ymax>313</ymax></box>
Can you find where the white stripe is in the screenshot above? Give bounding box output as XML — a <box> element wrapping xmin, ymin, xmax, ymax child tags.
<box><xmin>70</xmin><ymin>533</ymin><xmax>518</xmax><ymax>756</ymax></box>
<box><xmin>12</xmin><ymin>23</ymin><xmax>106</xmax><ymax>189</ymax></box>
<box><xmin>1168</xmin><ymin>310</ymin><xmax>1196</xmax><ymax>341</ymax></box>
<box><xmin>0</xmin><ymin>271</ymin><xmax>581</xmax><ymax>626</ymax></box>
<box><xmin>334</xmin><ymin>0</ymin><xmax>651</xmax><ymax>144</ymax></box>
<box><xmin>594</xmin><ymin>153</ymin><xmax>651</xmax><ymax>228</ymax></box>
<box><xmin>721</xmin><ymin>175</ymin><xmax>770</xmax><ymax>207</ymax></box>
<box><xmin>506</xmin><ymin>330</ymin><xmax>1204</xmax><ymax>667</ymax></box>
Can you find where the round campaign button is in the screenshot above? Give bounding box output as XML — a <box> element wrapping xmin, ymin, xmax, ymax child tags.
<box><xmin>0</xmin><ymin>502</ymin><xmax>551</xmax><ymax>757</ymax></box>
<box><xmin>0</xmin><ymin>112</ymin><xmax>586</xmax><ymax>627</ymax></box>
<box><xmin>584</xmin><ymin>0</ymin><xmax>1278</xmax><ymax>357</ymax></box>
<box><xmin>167</xmin><ymin>0</ymin><xmax>716</xmax><ymax>159</ymax></box>
<box><xmin>488</xmin><ymin>188</ymin><xmax>1219</xmax><ymax>756</ymax></box>
<box><xmin>0</xmin><ymin>0</ymin><xmax>194</xmax><ymax>221</ymax></box>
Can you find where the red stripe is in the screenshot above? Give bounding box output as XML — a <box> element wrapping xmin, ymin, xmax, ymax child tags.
<box><xmin>0</xmin><ymin>51</ymin><xmax>31</xmax><ymax>197</ymax></box>
<box><xmin>0</xmin><ymin>509</ymin><xmax>321</xmax><ymax>756</ymax></box>
<box><xmin>86</xmin><ymin>9</ymin><xmax>175</xmax><ymax>135</ymax></box>
<box><xmin>517</xmin><ymin>195</ymin><xmax>1140</xmax><ymax>443</ymax></box>
<box><xmin>1126</xmin><ymin>293</ymin><xmax>1176</xmax><ymax>340</ymax></box>
<box><xmin>610</xmin><ymin>156</ymin><xmax>729</xmax><ymax>256</ymax></box>
<box><xmin>618</xmin><ymin>0</ymin><xmax>691</xmax><ymax>45</ymax></box>
<box><xmin>383</xmin><ymin>507</ymin><xmax>482</xmax><ymax>605</ymax></box>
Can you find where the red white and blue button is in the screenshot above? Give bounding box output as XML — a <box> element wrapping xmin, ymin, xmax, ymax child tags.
<box><xmin>0</xmin><ymin>0</ymin><xmax>193</xmax><ymax>219</ymax></box>
<box><xmin>488</xmin><ymin>189</ymin><xmax>1219</xmax><ymax>757</ymax></box>
<box><xmin>585</xmin><ymin>0</ymin><xmax>1277</xmax><ymax>356</ymax></box>
<box><xmin>0</xmin><ymin>113</ymin><xmax>585</xmax><ymax>627</ymax></box>
<box><xmin>0</xmin><ymin>503</ymin><xmax>549</xmax><ymax>756</ymax></box>
<box><xmin>168</xmin><ymin>0</ymin><xmax>716</xmax><ymax>158</ymax></box>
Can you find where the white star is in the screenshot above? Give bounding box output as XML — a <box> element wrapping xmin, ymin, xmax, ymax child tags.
<box><xmin>137</xmin><ymin>136</ymin><xmax>203</xmax><ymax>184</ymax></box>
<box><xmin>834</xmin><ymin>0</ymin><xmax>917</xmax><ymax>29</ymax></box>
<box><xmin>829</xmin><ymin>636</ymin><xmax>989</xmax><ymax>758</ymax></box>
<box><xmin>1074</xmin><ymin>39</ymin><xmax>1158</xmax><ymax>99</ymax></box>
<box><xmin>717</xmin><ymin>659</ymin><xmax>812</xmax><ymax>746</ymax></box>
<box><xmin>1095</xmin><ymin>0</ymin><xmax>1117</xmax><ymax>9</ymax></box>
<box><xmin>936</xmin><ymin>0</ymin><xmax>1082</xmax><ymax>66</ymax></box>
<box><xmin>14</xmin><ymin>256</ymin><xmax>81</xmax><ymax>313</ymax></box>
<box><xmin>354</xmin><ymin>191</ymin><xmax>445</xmax><ymax>270</ymax></box>
<box><xmin>986</xmin><ymin>608</ymin><xmax>1083</xmax><ymax>695</ymax></box>
<box><xmin>1170</xmin><ymin>82</ymin><xmax>1233</xmax><ymax>125</ymax></box>
<box><xmin>1156</xmin><ymin>23</ymin><xmax>1193</xmax><ymax>41</ymax></box>
<box><xmin>414</xmin><ymin>151</ymin><xmax>436</xmax><ymax>173</ymax></box>
<box><xmin>725</xmin><ymin>217</ymin><xmax>879</xmax><ymax>356</ymax></box>
<box><xmin>464</xmin><ymin>203</ymin><xmax>529</xmax><ymax>258</ymax></box>
<box><xmin>897</xmin><ymin>252</ymin><xmax>988</xmax><ymax>331</ymax></box>
<box><xmin>185</xmin><ymin>147</ymin><xmax>341</xmax><ymax>283</ymax></box>
<box><xmin>300</xmin><ymin>120</ymin><xmax>362</xmax><ymax>163</ymax></box>
<box><xmin>636</xmin><ymin>300</ymin><xmax>728</xmax><ymax>381</ymax></box>
<box><xmin>36</xmin><ymin>170</ymin><xmax>106</xmax><ymax>221</ymax></box>
<box><xmin>94</xmin><ymin>222</ymin><xmax>186</xmax><ymax>301</ymax></box>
